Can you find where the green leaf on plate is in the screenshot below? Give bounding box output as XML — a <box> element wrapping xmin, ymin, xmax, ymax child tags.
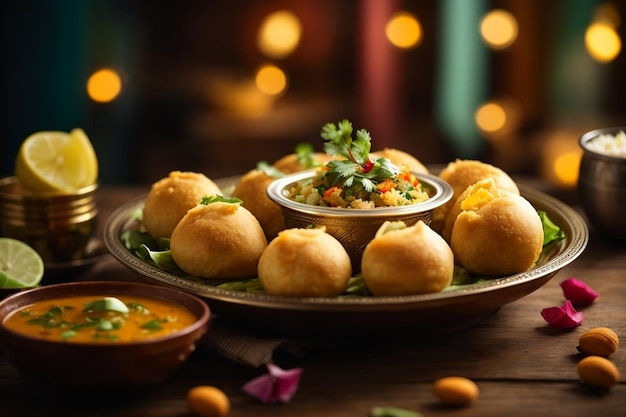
<box><xmin>136</xmin><ymin>245</ymin><xmax>184</xmax><ymax>275</ymax></box>
<box><xmin>121</xmin><ymin>230</ymin><xmax>157</xmax><ymax>252</ymax></box>
<box><xmin>539</xmin><ymin>210</ymin><xmax>565</xmax><ymax>246</ymax></box>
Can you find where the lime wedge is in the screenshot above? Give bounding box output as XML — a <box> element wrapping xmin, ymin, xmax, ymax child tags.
<box><xmin>0</xmin><ymin>238</ymin><xmax>44</xmax><ymax>288</ymax></box>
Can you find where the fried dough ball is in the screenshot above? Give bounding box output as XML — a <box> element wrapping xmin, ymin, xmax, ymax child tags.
<box><xmin>361</xmin><ymin>221</ymin><xmax>454</xmax><ymax>296</ymax></box>
<box><xmin>258</xmin><ymin>227</ymin><xmax>352</xmax><ymax>297</ymax></box>
<box><xmin>370</xmin><ymin>148</ymin><xmax>429</xmax><ymax>174</ymax></box>
<box><xmin>232</xmin><ymin>169</ymin><xmax>285</xmax><ymax>240</ymax></box>
<box><xmin>442</xmin><ymin>177</ymin><xmax>504</xmax><ymax>242</ymax></box>
<box><xmin>450</xmin><ymin>189</ymin><xmax>543</xmax><ymax>277</ymax></box>
<box><xmin>431</xmin><ymin>160</ymin><xmax>519</xmax><ymax>232</ymax></box>
<box><xmin>170</xmin><ymin>202</ymin><xmax>267</xmax><ymax>279</ymax></box>
<box><xmin>142</xmin><ymin>171</ymin><xmax>222</xmax><ymax>239</ymax></box>
<box><xmin>272</xmin><ymin>152</ymin><xmax>335</xmax><ymax>174</ymax></box>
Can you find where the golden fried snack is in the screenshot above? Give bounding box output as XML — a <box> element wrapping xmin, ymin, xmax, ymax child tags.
<box><xmin>442</xmin><ymin>177</ymin><xmax>503</xmax><ymax>242</ymax></box>
<box><xmin>361</xmin><ymin>221</ymin><xmax>454</xmax><ymax>296</ymax></box>
<box><xmin>370</xmin><ymin>148</ymin><xmax>429</xmax><ymax>174</ymax></box>
<box><xmin>257</xmin><ymin>227</ymin><xmax>352</xmax><ymax>297</ymax></box>
<box><xmin>170</xmin><ymin>201</ymin><xmax>268</xmax><ymax>278</ymax></box>
<box><xmin>272</xmin><ymin>152</ymin><xmax>334</xmax><ymax>174</ymax></box>
<box><xmin>450</xmin><ymin>189</ymin><xmax>543</xmax><ymax>277</ymax></box>
<box><xmin>231</xmin><ymin>169</ymin><xmax>285</xmax><ymax>240</ymax></box>
<box><xmin>142</xmin><ymin>171</ymin><xmax>222</xmax><ymax>239</ymax></box>
<box><xmin>431</xmin><ymin>159</ymin><xmax>519</xmax><ymax>232</ymax></box>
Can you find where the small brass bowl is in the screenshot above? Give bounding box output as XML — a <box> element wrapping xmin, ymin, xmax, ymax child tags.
<box><xmin>578</xmin><ymin>127</ymin><xmax>626</xmax><ymax>241</ymax></box>
<box><xmin>267</xmin><ymin>170</ymin><xmax>453</xmax><ymax>271</ymax></box>
<box><xmin>0</xmin><ymin>177</ymin><xmax>98</xmax><ymax>262</ymax></box>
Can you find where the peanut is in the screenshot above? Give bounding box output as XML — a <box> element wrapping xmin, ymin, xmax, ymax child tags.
<box><xmin>433</xmin><ymin>376</ymin><xmax>479</xmax><ymax>406</ymax></box>
<box><xmin>577</xmin><ymin>355</ymin><xmax>620</xmax><ymax>389</ymax></box>
<box><xmin>187</xmin><ymin>386</ymin><xmax>230</xmax><ymax>417</ymax></box>
<box><xmin>578</xmin><ymin>327</ymin><xmax>619</xmax><ymax>357</ymax></box>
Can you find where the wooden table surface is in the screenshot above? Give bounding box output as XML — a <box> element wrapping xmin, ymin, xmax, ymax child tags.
<box><xmin>1</xmin><ymin>181</ymin><xmax>625</xmax><ymax>417</ymax></box>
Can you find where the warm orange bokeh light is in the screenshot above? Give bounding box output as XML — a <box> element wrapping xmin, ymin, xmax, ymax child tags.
<box><xmin>475</xmin><ymin>102</ymin><xmax>507</xmax><ymax>133</ymax></box>
<box><xmin>257</xmin><ymin>10</ymin><xmax>302</xmax><ymax>59</ymax></box>
<box><xmin>480</xmin><ymin>9</ymin><xmax>518</xmax><ymax>50</ymax></box>
<box><xmin>386</xmin><ymin>12</ymin><xmax>423</xmax><ymax>49</ymax></box>
<box><xmin>553</xmin><ymin>152</ymin><xmax>581</xmax><ymax>187</ymax></box>
<box><xmin>255</xmin><ymin>64</ymin><xmax>288</xmax><ymax>96</ymax></box>
<box><xmin>585</xmin><ymin>22</ymin><xmax>621</xmax><ymax>63</ymax></box>
<box><xmin>87</xmin><ymin>68</ymin><xmax>122</xmax><ymax>103</ymax></box>
<box><xmin>540</xmin><ymin>130</ymin><xmax>583</xmax><ymax>188</ymax></box>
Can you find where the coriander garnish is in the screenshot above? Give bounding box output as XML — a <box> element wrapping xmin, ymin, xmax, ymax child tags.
<box><xmin>320</xmin><ymin>120</ymin><xmax>400</xmax><ymax>194</ymax></box>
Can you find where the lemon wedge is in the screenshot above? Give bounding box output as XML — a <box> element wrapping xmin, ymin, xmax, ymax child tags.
<box><xmin>15</xmin><ymin>128</ymin><xmax>98</xmax><ymax>192</ymax></box>
<box><xmin>0</xmin><ymin>238</ymin><xmax>44</xmax><ymax>288</ymax></box>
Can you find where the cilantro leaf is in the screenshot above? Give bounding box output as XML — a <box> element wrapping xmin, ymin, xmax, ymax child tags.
<box><xmin>352</xmin><ymin>128</ymin><xmax>372</xmax><ymax>164</ymax></box>
<box><xmin>319</xmin><ymin>120</ymin><xmax>400</xmax><ymax>197</ymax></box>
<box><xmin>321</xmin><ymin>120</ymin><xmax>354</xmax><ymax>160</ymax></box>
<box><xmin>200</xmin><ymin>195</ymin><xmax>243</xmax><ymax>205</ymax></box>
<box><xmin>295</xmin><ymin>143</ymin><xmax>319</xmax><ymax>169</ymax></box>
<box><xmin>256</xmin><ymin>161</ymin><xmax>285</xmax><ymax>179</ymax></box>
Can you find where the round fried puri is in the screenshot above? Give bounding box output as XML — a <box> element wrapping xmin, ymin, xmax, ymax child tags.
<box><xmin>232</xmin><ymin>169</ymin><xmax>285</xmax><ymax>240</ymax></box>
<box><xmin>450</xmin><ymin>191</ymin><xmax>544</xmax><ymax>277</ymax></box>
<box><xmin>431</xmin><ymin>159</ymin><xmax>519</xmax><ymax>232</ymax></box>
<box><xmin>258</xmin><ymin>227</ymin><xmax>352</xmax><ymax>297</ymax></box>
<box><xmin>142</xmin><ymin>171</ymin><xmax>222</xmax><ymax>239</ymax></box>
<box><xmin>370</xmin><ymin>148</ymin><xmax>429</xmax><ymax>174</ymax></box>
<box><xmin>442</xmin><ymin>177</ymin><xmax>503</xmax><ymax>242</ymax></box>
<box><xmin>361</xmin><ymin>221</ymin><xmax>454</xmax><ymax>296</ymax></box>
<box><xmin>170</xmin><ymin>202</ymin><xmax>267</xmax><ymax>279</ymax></box>
<box><xmin>272</xmin><ymin>152</ymin><xmax>334</xmax><ymax>174</ymax></box>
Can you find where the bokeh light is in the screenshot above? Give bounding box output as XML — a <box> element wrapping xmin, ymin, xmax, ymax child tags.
<box><xmin>87</xmin><ymin>68</ymin><xmax>122</xmax><ymax>103</ymax></box>
<box><xmin>585</xmin><ymin>22</ymin><xmax>621</xmax><ymax>63</ymax></box>
<box><xmin>386</xmin><ymin>12</ymin><xmax>423</xmax><ymax>49</ymax></box>
<box><xmin>255</xmin><ymin>64</ymin><xmax>288</xmax><ymax>96</ymax></box>
<box><xmin>540</xmin><ymin>130</ymin><xmax>583</xmax><ymax>188</ymax></box>
<box><xmin>553</xmin><ymin>151</ymin><xmax>581</xmax><ymax>187</ymax></box>
<box><xmin>480</xmin><ymin>9</ymin><xmax>518</xmax><ymax>50</ymax></box>
<box><xmin>257</xmin><ymin>10</ymin><xmax>302</xmax><ymax>59</ymax></box>
<box><xmin>475</xmin><ymin>102</ymin><xmax>507</xmax><ymax>134</ymax></box>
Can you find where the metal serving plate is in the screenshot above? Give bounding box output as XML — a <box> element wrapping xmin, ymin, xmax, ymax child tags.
<box><xmin>104</xmin><ymin>183</ymin><xmax>588</xmax><ymax>338</ymax></box>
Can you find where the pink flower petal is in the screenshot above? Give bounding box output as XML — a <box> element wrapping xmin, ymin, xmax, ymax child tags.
<box><xmin>267</xmin><ymin>363</ymin><xmax>303</xmax><ymax>403</ymax></box>
<box><xmin>242</xmin><ymin>363</ymin><xmax>303</xmax><ymax>404</ymax></box>
<box><xmin>560</xmin><ymin>278</ymin><xmax>598</xmax><ymax>306</ymax></box>
<box><xmin>242</xmin><ymin>373</ymin><xmax>275</xmax><ymax>403</ymax></box>
<box><xmin>541</xmin><ymin>300</ymin><xmax>584</xmax><ymax>329</ymax></box>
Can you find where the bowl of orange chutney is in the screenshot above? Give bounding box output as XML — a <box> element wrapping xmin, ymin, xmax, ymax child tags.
<box><xmin>0</xmin><ymin>280</ymin><xmax>210</xmax><ymax>390</ymax></box>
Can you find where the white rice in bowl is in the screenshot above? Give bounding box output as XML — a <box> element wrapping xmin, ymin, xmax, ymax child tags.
<box><xmin>586</xmin><ymin>130</ymin><xmax>626</xmax><ymax>158</ymax></box>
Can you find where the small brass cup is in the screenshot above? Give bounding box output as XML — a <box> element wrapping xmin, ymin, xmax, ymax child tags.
<box><xmin>266</xmin><ymin>170</ymin><xmax>453</xmax><ymax>272</ymax></box>
<box><xmin>0</xmin><ymin>177</ymin><xmax>98</xmax><ymax>263</ymax></box>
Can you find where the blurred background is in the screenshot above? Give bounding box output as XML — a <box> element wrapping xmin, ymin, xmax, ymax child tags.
<box><xmin>1</xmin><ymin>0</ymin><xmax>624</xmax><ymax>188</ymax></box>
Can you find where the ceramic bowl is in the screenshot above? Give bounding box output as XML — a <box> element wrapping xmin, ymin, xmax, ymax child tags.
<box><xmin>266</xmin><ymin>170</ymin><xmax>453</xmax><ymax>271</ymax></box>
<box><xmin>0</xmin><ymin>281</ymin><xmax>210</xmax><ymax>391</ymax></box>
<box><xmin>578</xmin><ymin>127</ymin><xmax>626</xmax><ymax>241</ymax></box>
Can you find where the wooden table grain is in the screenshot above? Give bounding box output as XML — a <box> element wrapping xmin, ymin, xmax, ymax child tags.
<box><xmin>1</xmin><ymin>182</ymin><xmax>625</xmax><ymax>417</ymax></box>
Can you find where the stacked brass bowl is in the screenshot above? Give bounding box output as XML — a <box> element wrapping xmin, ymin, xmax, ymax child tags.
<box><xmin>0</xmin><ymin>176</ymin><xmax>98</xmax><ymax>263</ymax></box>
